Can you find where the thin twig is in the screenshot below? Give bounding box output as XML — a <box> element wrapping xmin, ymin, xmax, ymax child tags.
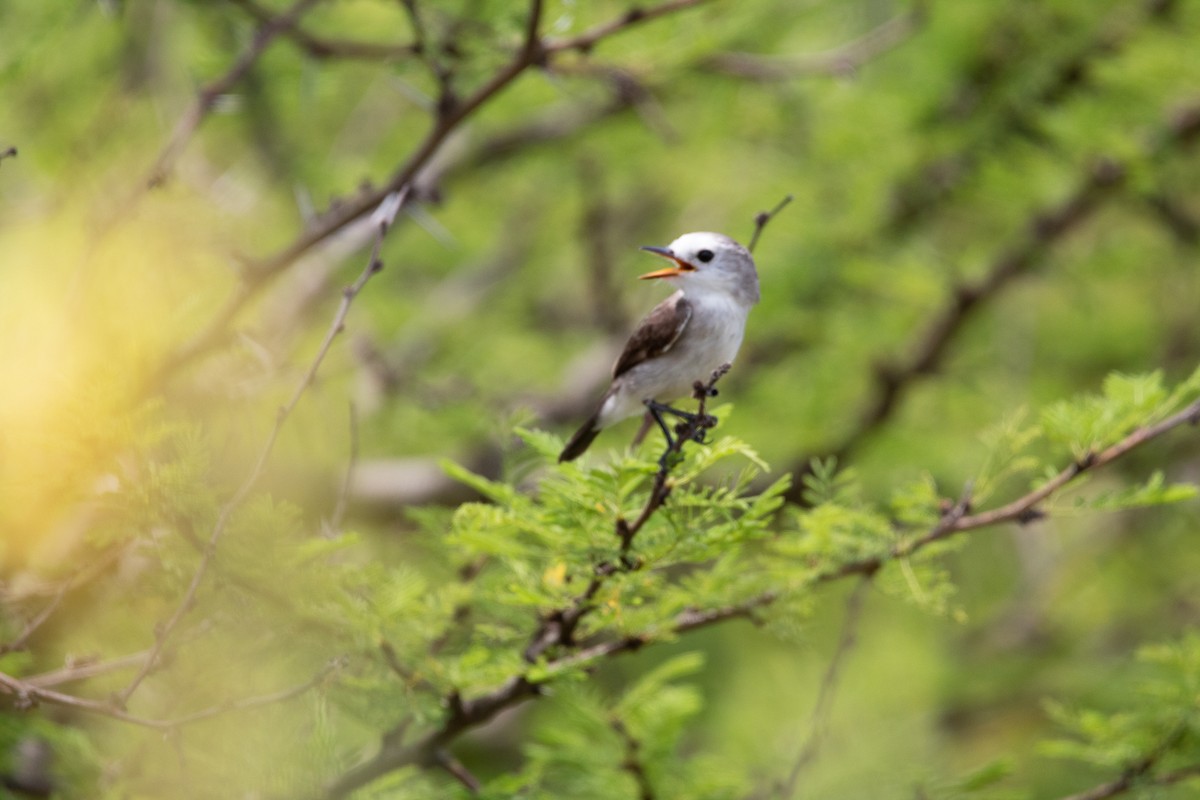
<box><xmin>1</xmin><ymin>659</ymin><xmax>340</xmax><ymax>732</ymax></box>
<box><xmin>0</xmin><ymin>547</ymin><xmax>124</xmax><ymax>655</ymax></box>
<box><xmin>748</xmin><ymin>194</ymin><xmax>794</xmax><ymax>253</ymax></box>
<box><xmin>327</xmin><ymin>402</ymin><xmax>359</xmax><ymax>534</ymax></box>
<box><xmin>24</xmin><ymin>650</ymin><xmax>151</xmax><ymax>689</ymax></box>
<box><xmin>825</xmin><ymin>394</ymin><xmax>1200</xmax><ymax>581</ymax></box>
<box><xmin>115</xmin><ymin>189</ymin><xmax>405</xmax><ymax>708</ymax></box>
<box><xmin>230</xmin><ymin>0</ymin><xmax>419</xmax><ymax>62</ymax></box>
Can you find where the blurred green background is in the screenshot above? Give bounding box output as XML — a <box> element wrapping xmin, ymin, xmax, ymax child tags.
<box><xmin>1</xmin><ymin>0</ymin><xmax>1199</xmax><ymax>797</ymax></box>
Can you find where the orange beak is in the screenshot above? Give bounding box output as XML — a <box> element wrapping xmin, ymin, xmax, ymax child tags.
<box><xmin>639</xmin><ymin>245</ymin><xmax>697</xmax><ymax>280</ymax></box>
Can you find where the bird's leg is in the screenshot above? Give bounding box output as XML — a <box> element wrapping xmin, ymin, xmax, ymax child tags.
<box><xmin>645</xmin><ymin>400</ymin><xmax>700</xmax><ymax>424</ymax></box>
<box><xmin>644</xmin><ymin>400</ymin><xmax>679</xmax><ymax>455</ymax></box>
<box><xmin>644</xmin><ymin>400</ymin><xmax>715</xmax><ymax>464</ymax></box>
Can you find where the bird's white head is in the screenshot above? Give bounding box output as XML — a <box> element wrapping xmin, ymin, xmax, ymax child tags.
<box><xmin>639</xmin><ymin>231</ymin><xmax>759</xmax><ymax>307</ymax></box>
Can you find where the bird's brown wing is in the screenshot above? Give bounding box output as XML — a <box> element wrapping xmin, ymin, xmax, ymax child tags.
<box><xmin>612</xmin><ymin>293</ymin><xmax>692</xmax><ymax>378</ymax></box>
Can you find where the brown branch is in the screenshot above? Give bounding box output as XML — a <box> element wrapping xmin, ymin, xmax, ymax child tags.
<box><xmin>229</xmin><ymin>0</ymin><xmax>419</xmax><ymax>62</ymax></box>
<box><xmin>156</xmin><ymin>0</ymin><xmax>710</xmax><ymax>383</ymax></box>
<box><xmin>748</xmin><ymin>194</ymin><xmax>794</xmax><ymax>254</ymax></box>
<box><xmin>1056</xmin><ymin>726</ymin><xmax>1194</xmax><ymax>800</ymax></box>
<box><xmin>612</xmin><ymin>719</ymin><xmax>656</xmax><ymax>800</ymax></box>
<box><xmin>146</xmin><ymin>0</ymin><xmax>324</xmax><ymax>188</ymax></box>
<box><xmin>543</xmin><ymin>0</ymin><xmax>709</xmax><ymax>56</ymax></box>
<box><xmin>825</xmin><ymin>393</ymin><xmax>1200</xmax><ymax>581</ymax></box>
<box><xmin>433</xmin><ymin>749</ymin><xmax>481</xmax><ymax>794</ymax></box>
<box><xmin>319</xmin><ymin>592</ymin><xmax>772</xmax><ymax>800</ymax></box>
<box><xmin>0</xmin><ymin>145</ymin><xmax>16</xmax><ymax>164</ymax></box>
<box><xmin>115</xmin><ymin>190</ymin><xmax>404</xmax><ymax>709</ymax></box>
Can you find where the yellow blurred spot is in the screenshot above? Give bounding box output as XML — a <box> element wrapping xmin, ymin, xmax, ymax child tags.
<box><xmin>543</xmin><ymin>562</ymin><xmax>567</xmax><ymax>587</ymax></box>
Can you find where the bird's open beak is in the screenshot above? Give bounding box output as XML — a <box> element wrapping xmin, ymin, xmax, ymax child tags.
<box><xmin>638</xmin><ymin>245</ymin><xmax>697</xmax><ymax>280</ymax></box>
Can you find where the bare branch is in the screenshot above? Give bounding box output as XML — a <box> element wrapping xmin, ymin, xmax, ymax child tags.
<box><xmin>24</xmin><ymin>651</ymin><xmax>151</xmax><ymax>689</ymax></box>
<box><xmin>747</xmin><ymin>194</ymin><xmax>794</xmax><ymax>253</ymax></box>
<box><xmin>0</xmin><ymin>548</ymin><xmax>124</xmax><ymax>656</ymax></box>
<box><xmin>544</xmin><ymin>0</ymin><xmax>709</xmax><ymax>56</ymax></box>
<box><xmin>229</xmin><ymin>0</ymin><xmax>419</xmax><ymax>62</ymax></box>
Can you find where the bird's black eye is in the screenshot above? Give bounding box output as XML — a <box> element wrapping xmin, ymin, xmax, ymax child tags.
<box><xmin>697</xmin><ymin>249</ymin><xmax>714</xmax><ymax>263</ymax></box>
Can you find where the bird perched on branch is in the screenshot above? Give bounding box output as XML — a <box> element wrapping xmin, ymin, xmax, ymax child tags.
<box><xmin>559</xmin><ymin>231</ymin><xmax>759</xmax><ymax>462</ymax></box>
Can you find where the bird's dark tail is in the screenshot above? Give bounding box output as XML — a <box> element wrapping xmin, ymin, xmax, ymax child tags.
<box><xmin>559</xmin><ymin>411</ymin><xmax>602</xmax><ymax>462</ymax></box>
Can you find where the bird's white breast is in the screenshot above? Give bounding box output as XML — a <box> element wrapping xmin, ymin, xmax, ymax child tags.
<box><xmin>597</xmin><ymin>289</ymin><xmax>750</xmax><ymax>428</ymax></box>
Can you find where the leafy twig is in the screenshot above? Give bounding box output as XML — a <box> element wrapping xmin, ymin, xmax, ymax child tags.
<box><xmin>827</xmin><ymin>393</ymin><xmax>1200</xmax><ymax>580</ymax></box>
<box><xmin>524</xmin><ymin>365</ymin><xmax>730</xmax><ymax>663</ymax></box>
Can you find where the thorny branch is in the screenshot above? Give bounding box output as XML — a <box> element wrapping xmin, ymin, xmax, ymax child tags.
<box><xmin>115</xmin><ymin>189</ymin><xmax>405</xmax><ymax>709</ymax></box>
